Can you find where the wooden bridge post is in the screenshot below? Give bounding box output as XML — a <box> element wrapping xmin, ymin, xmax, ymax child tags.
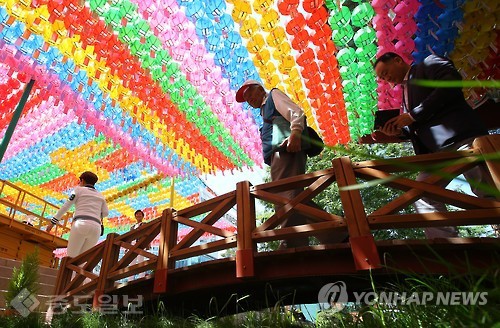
<box><xmin>92</xmin><ymin>233</ymin><xmax>119</xmax><ymax>309</ymax></box>
<box><xmin>53</xmin><ymin>257</ymin><xmax>72</xmax><ymax>298</ymax></box>
<box><xmin>236</xmin><ymin>181</ymin><xmax>256</xmax><ymax>278</ymax></box>
<box><xmin>154</xmin><ymin>208</ymin><xmax>177</xmax><ymax>293</ymax></box>
<box><xmin>333</xmin><ymin>157</ymin><xmax>381</xmax><ymax>270</ymax></box>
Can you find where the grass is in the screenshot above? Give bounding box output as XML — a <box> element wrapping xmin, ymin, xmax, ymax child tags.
<box><xmin>2</xmin><ymin>274</ymin><xmax>499</xmax><ymax>328</ymax></box>
<box><xmin>315</xmin><ymin>254</ymin><xmax>500</xmax><ymax>328</ymax></box>
<box><xmin>3</xmin><ymin>264</ymin><xmax>497</xmax><ymax>328</ymax></box>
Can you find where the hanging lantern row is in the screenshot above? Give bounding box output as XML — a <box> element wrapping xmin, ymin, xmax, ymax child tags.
<box><xmin>104</xmin><ymin>174</ymin><xmax>204</xmax><ymax>228</ymax></box>
<box><xmin>0</xmin><ymin>42</ymin><xmax>188</xmax><ymax>179</ymax></box>
<box><xmin>85</xmin><ymin>0</ymin><xmax>259</xmax><ymax>168</ymax></box>
<box><xmin>449</xmin><ymin>0</ymin><xmax>499</xmax><ymax>104</ymax></box>
<box><xmin>1</xmin><ymin>0</ymin><xmax>497</xmax><ymax>197</ymax></box>
<box><xmin>1</xmin><ymin>103</ymin><xmax>206</xmax><ymax>223</ymax></box>
<box><xmin>279</xmin><ymin>0</ymin><xmax>351</xmax><ymax>145</ymax></box>
<box><xmin>368</xmin><ymin>0</ymin><xmax>418</xmax><ymax>112</ymax></box>
<box><xmin>141</xmin><ymin>0</ymin><xmax>262</xmax><ymax>125</ymax></box>
<box><xmin>230</xmin><ymin>0</ymin><xmax>326</xmax><ymax>135</ymax></box>
<box><xmin>18</xmin><ymin>0</ymin><xmax>260</xmax><ymax>172</ymax></box>
<box><xmin>88</xmin><ymin>0</ymin><xmax>261</xmax><ymax>166</ymax></box>
<box><xmin>326</xmin><ymin>0</ymin><xmax>378</xmax><ymax>141</ymax></box>
<box><xmin>0</xmin><ymin>23</ymin><xmax>207</xmax><ymax>178</ymax></box>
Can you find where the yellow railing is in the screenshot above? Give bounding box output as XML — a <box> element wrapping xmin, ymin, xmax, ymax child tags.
<box><xmin>0</xmin><ymin>179</ymin><xmax>72</xmax><ymax>237</ymax></box>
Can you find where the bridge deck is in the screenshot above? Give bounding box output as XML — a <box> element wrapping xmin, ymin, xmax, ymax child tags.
<box><xmin>109</xmin><ymin>237</ymin><xmax>499</xmax><ymax>314</ymax></box>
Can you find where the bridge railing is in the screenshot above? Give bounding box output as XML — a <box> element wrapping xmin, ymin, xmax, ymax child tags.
<box><xmin>51</xmin><ymin>135</ymin><xmax>500</xmax><ymax>308</ymax></box>
<box><xmin>0</xmin><ymin>179</ymin><xmax>71</xmax><ymax>237</ymax></box>
<box><xmin>51</xmin><ymin>218</ymin><xmax>162</xmax><ymax>306</ymax></box>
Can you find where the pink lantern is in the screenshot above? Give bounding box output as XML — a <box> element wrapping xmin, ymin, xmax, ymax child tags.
<box><xmin>171</xmin><ymin>46</ymin><xmax>186</xmax><ymax>61</ymax></box>
<box><xmin>163</xmin><ymin>0</ymin><xmax>178</xmax><ymax>15</ymax></box>
<box><xmin>376</xmin><ymin>25</ymin><xmax>396</xmax><ymax>40</ymax></box>
<box><xmin>171</xmin><ymin>13</ymin><xmax>188</xmax><ymax>31</ymax></box>
<box><xmin>394</xmin><ymin>21</ymin><xmax>417</xmax><ymax>38</ymax></box>
<box><xmin>395</xmin><ymin>39</ymin><xmax>414</xmax><ymax>54</ymax></box>
<box><xmin>377</xmin><ymin>44</ymin><xmax>396</xmax><ymax>57</ymax></box>
<box><xmin>191</xmin><ymin>44</ymin><xmax>206</xmax><ymax>62</ymax></box>
<box><xmin>371</xmin><ymin>0</ymin><xmax>396</xmax><ymax>13</ymax></box>
<box><xmin>394</xmin><ymin>2</ymin><xmax>412</xmax><ymax>18</ymax></box>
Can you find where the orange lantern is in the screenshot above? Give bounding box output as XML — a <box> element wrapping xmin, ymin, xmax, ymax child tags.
<box><xmin>285</xmin><ymin>12</ymin><xmax>305</xmax><ymax>35</ymax></box>
<box><xmin>278</xmin><ymin>0</ymin><xmax>299</xmax><ymax>15</ymax></box>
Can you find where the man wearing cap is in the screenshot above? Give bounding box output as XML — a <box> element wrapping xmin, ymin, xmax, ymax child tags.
<box><xmin>236</xmin><ymin>80</ymin><xmax>346</xmax><ymax>247</ymax></box>
<box><xmin>47</xmin><ymin>171</ymin><xmax>108</xmax><ymax>257</ymax></box>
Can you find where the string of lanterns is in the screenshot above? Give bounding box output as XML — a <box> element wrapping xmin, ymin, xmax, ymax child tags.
<box><xmin>0</xmin><ymin>0</ymin><xmax>497</xmax><ymax>231</ymax></box>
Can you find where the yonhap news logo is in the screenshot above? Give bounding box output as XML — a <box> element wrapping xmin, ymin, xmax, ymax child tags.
<box><xmin>318</xmin><ymin>281</ymin><xmax>348</xmax><ymax>311</ymax></box>
<box><xmin>318</xmin><ymin>281</ymin><xmax>488</xmax><ymax>311</ymax></box>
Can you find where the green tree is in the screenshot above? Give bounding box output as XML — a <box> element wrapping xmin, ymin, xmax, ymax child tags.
<box><xmin>5</xmin><ymin>248</ymin><xmax>40</xmax><ymax>309</ymax></box>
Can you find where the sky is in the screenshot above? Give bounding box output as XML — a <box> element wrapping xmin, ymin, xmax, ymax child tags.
<box><xmin>201</xmin><ymin>165</ymin><xmax>267</xmax><ymax>195</ymax></box>
<box><xmin>201</xmin><ymin>165</ymin><xmax>268</xmax><ymax>214</ymax></box>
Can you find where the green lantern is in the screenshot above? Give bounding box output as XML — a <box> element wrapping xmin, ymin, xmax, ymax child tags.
<box><xmin>324</xmin><ymin>0</ymin><xmax>336</xmax><ymax>10</ymax></box>
<box><xmin>341</xmin><ymin>79</ymin><xmax>357</xmax><ymax>94</ymax></box>
<box><xmin>141</xmin><ymin>54</ymin><xmax>153</xmax><ymax>69</ymax></box>
<box><xmin>119</xmin><ymin>0</ymin><xmax>137</xmax><ymax>21</ymax></box>
<box><xmin>329</xmin><ymin>6</ymin><xmax>351</xmax><ymax>27</ymax></box>
<box><xmin>146</xmin><ymin>35</ymin><xmax>162</xmax><ymax>52</ymax></box>
<box><xmin>103</xmin><ymin>7</ymin><xmax>123</xmax><ymax>29</ymax></box>
<box><xmin>118</xmin><ymin>23</ymin><xmax>137</xmax><ymax>43</ymax></box>
<box><xmin>351</xmin><ymin>3</ymin><xmax>375</xmax><ymax>28</ymax></box>
<box><xmin>353</xmin><ymin>26</ymin><xmax>376</xmax><ymax>48</ymax></box>
<box><xmin>336</xmin><ymin>47</ymin><xmax>356</xmax><ymax>66</ymax></box>
<box><xmin>331</xmin><ymin>23</ymin><xmax>354</xmax><ymax>47</ymax></box>
<box><xmin>129</xmin><ymin>39</ymin><xmax>145</xmax><ymax>56</ymax></box>
<box><xmin>357</xmin><ymin>72</ymin><xmax>377</xmax><ymax>89</ymax></box>
<box><xmin>339</xmin><ymin>65</ymin><xmax>357</xmax><ymax>81</ymax></box>
<box><xmin>355</xmin><ymin>61</ymin><xmax>373</xmax><ymax>75</ymax></box>
<box><xmin>89</xmin><ymin>0</ymin><xmax>108</xmax><ymax>15</ymax></box>
<box><xmin>156</xmin><ymin>49</ymin><xmax>172</xmax><ymax>65</ymax></box>
<box><xmin>151</xmin><ymin>67</ymin><xmax>163</xmax><ymax>80</ymax></box>
<box><xmin>355</xmin><ymin>44</ymin><xmax>377</xmax><ymax>60</ymax></box>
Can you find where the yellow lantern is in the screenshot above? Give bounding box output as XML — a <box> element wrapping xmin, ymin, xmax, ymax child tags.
<box><xmin>260</xmin><ymin>9</ymin><xmax>280</xmax><ymax>32</ymax></box>
<box><xmin>246</xmin><ymin>32</ymin><xmax>265</xmax><ymax>53</ymax></box>
<box><xmin>239</xmin><ymin>16</ymin><xmax>258</xmax><ymax>37</ymax></box>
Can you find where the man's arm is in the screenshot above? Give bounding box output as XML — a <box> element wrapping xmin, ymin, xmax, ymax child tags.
<box><xmin>101</xmin><ymin>199</ymin><xmax>109</xmax><ymax>220</ymax></box>
<box><xmin>380</xmin><ymin>113</ymin><xmax>415</xmax><ymax>135</ymax></box>
<box><xmin>271</xmin><ymin>89</ymin><xmax>305</xmax><ymax>152</ymax></box>
<box><xmin>271</xmin><ymin>89</ymin><xmax>305</xmax><ymax>131</ymax></box>
<box><xmin>46</xmin><ymin>191</ymin><xmax>76</xmax><ymax>232</ymax></box>
<box><xmin>409</xmin><ymin>55</ymin><xmax>465</xmax><ymax>122</ymax></box>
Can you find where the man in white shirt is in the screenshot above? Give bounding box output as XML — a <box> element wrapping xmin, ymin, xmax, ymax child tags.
<box><xmin>47</xmin><ymin>171</ymin><xmax>108</xmax><ymax>257</ymax></box>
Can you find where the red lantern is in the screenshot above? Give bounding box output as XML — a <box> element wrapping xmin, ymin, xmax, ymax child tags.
<box><xmin>277</xmin><ymin>0</ymin><xmax>299</xmax><ymax>15</ymax></box>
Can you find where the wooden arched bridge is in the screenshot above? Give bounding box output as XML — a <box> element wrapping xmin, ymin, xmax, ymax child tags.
<box><xmin>4</xmin><ymin>136</ymin><xmax>500</xmax><ymax>315</ymax></box>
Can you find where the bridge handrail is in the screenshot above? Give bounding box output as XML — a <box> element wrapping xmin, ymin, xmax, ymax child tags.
<box><xmin>0</xmin><ymin>179</ymin><xmax>72</xmax><ymax>236</ymax></box>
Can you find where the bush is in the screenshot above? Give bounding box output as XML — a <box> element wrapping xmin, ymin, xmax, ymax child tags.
<box><xmin>5</xmin><ymin>248</ymin><xmax>40</xmax><ymax>310</ymax></box>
